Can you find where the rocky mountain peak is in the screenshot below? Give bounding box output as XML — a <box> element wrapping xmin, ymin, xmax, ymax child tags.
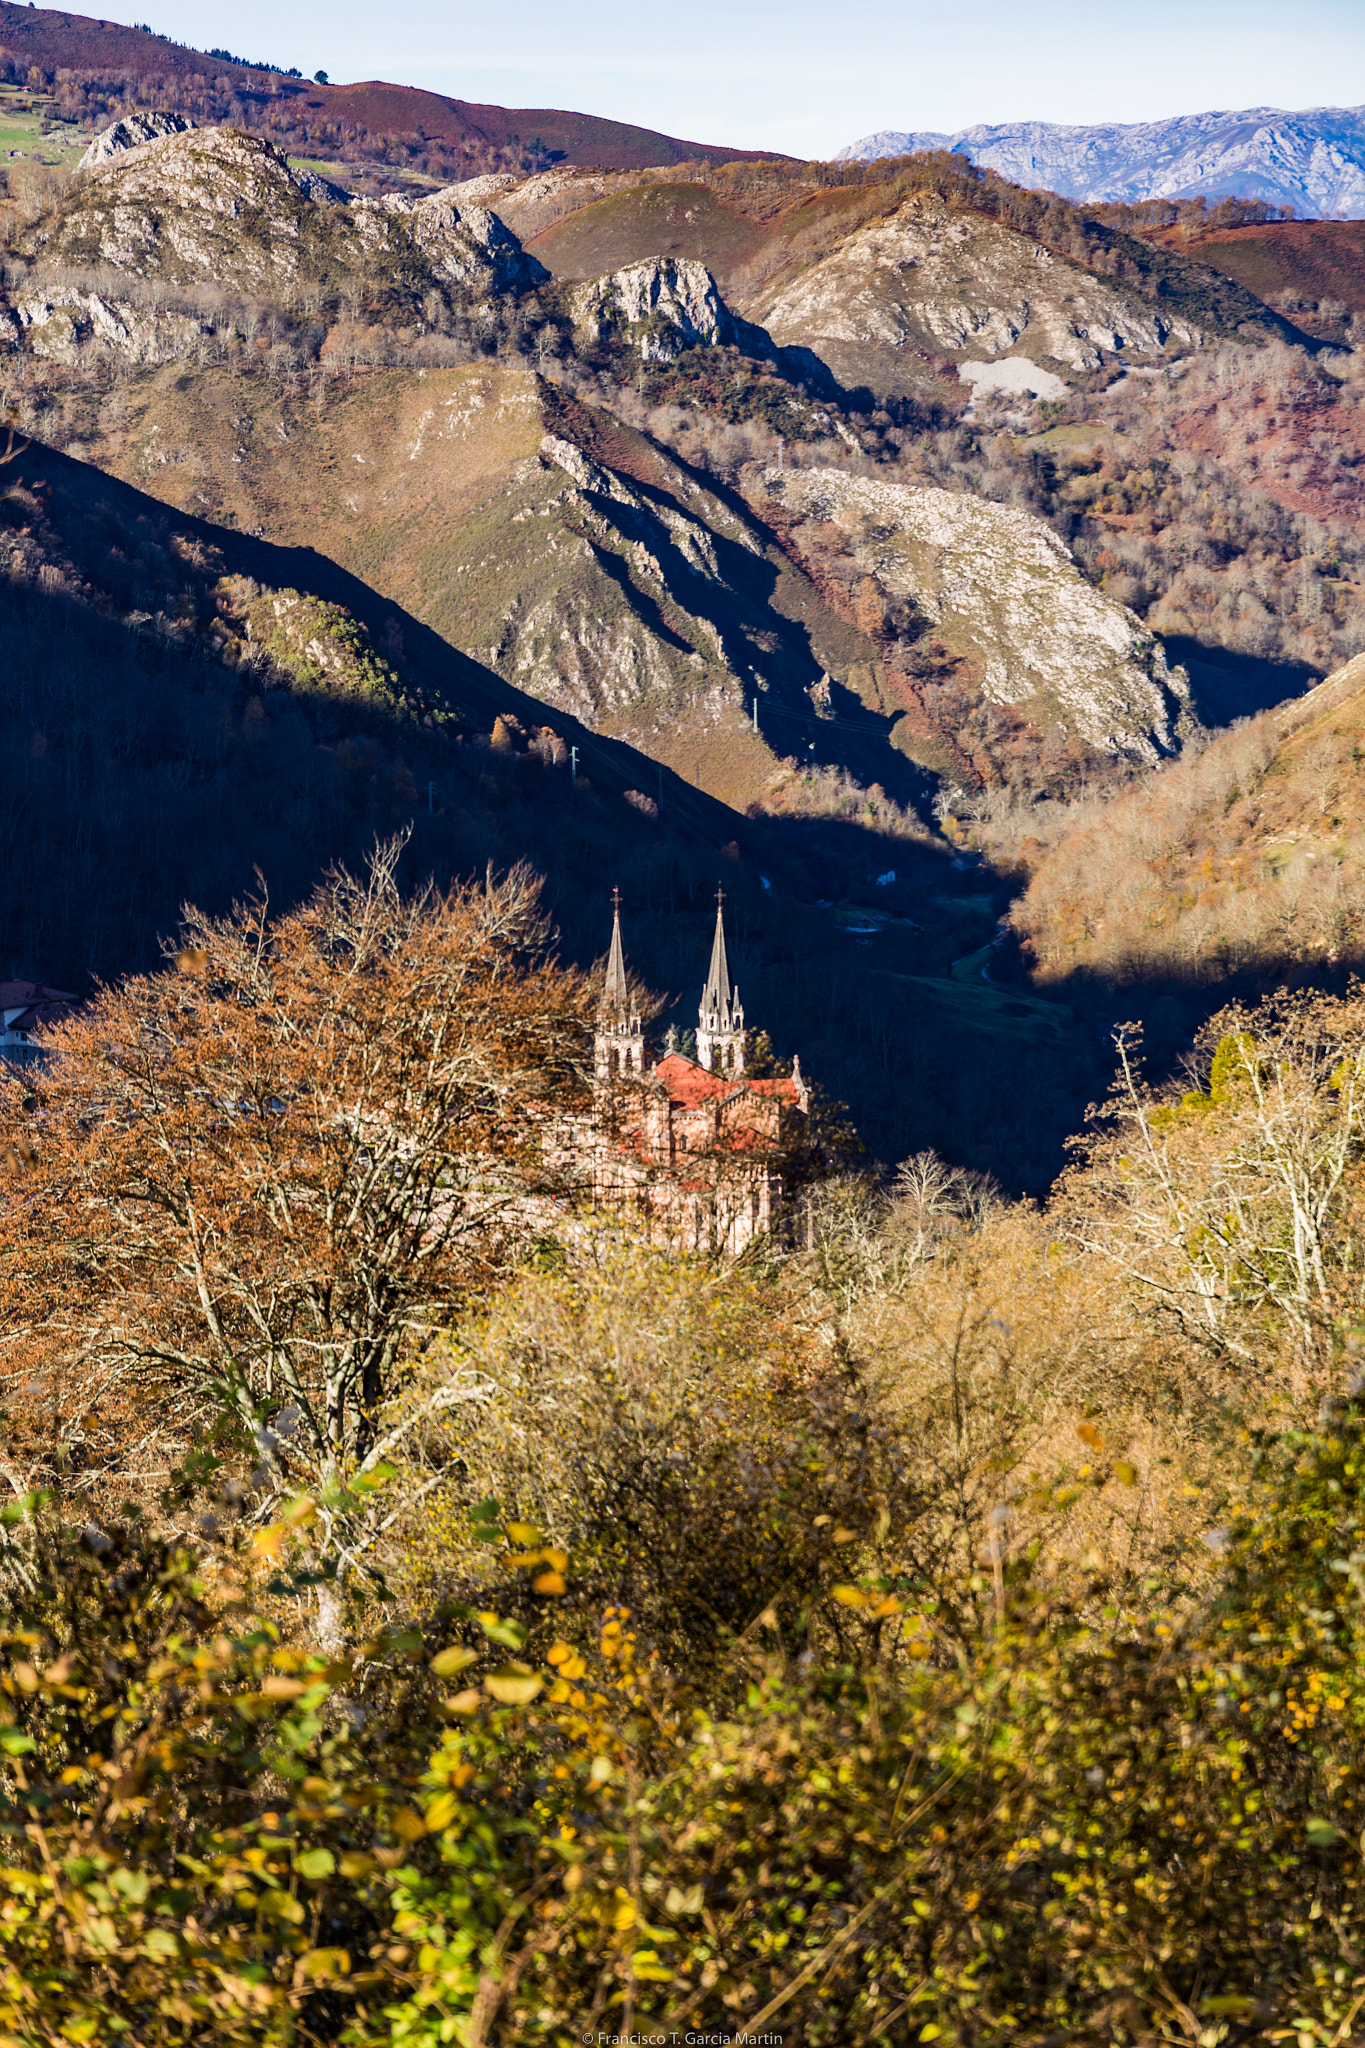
<box><xmin>571</xmin><ymin>257</ymin><xmax>735</xmax><ymax>361</ymax></box>
<box><xmin>18</xmin><ymin>126</ymin><xmax>547</xmax><ymax>303</ymax></box>
<box><xmin>76</xmin><ymin>110</ymin><xmax>195</xmax><ymax>171</ymax></box>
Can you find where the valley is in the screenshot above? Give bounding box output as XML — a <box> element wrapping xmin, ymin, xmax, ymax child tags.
<box><xmin>2</xmin><ymin>95</ymin><xmax>1364</xmax><ymax>1193</ymax></box>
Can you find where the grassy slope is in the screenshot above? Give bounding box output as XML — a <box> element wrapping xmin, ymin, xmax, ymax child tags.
<box><xmin>1154</xmin><ymin>220</ymin><xmax>1365</xmax><ymax>317</ymax></box>
<box><xmin>523</xmin><ymin>183</ymin><xmax>771</xmax><ymax>285</ymax></box>
<box><xmin>82</xmin><ymin>360</ymin><xmax>913</xmax><ymax>814</ymax></box>
<box><xmin>521</xmin><ymin>179</ymin><xmax>909</xmax><ymax>306</ymax></box>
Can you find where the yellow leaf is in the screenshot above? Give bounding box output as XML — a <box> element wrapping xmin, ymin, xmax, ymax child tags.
<box><xmin>1113</xmin><ymin>1462</ymin><xmax>1139</xmax><ymax>1487</ymax></box>
<box><xmin>423</xmin><ymin>1792</ymin><xmax>459</xmax><ymax>1832</ymax></box>
<box><xmin>300</xmin><ymin>1948</ymin><xmax>350</xmax><ymax>1980</ymax></box>
<box><xmin>484</xmin><ymin>1668</ymin><xmax>544</xmax><ymax>1705</ymax></box>
<box><xmin>540</xmin><ymin>1547</ymin><xmax>569</xmax><ymax>1573</ymax></box>
<box><xmin>547</xmin><ymin>1642</ymin><xmax>573</xmax><ymax>1665</ymax></box>
<box><xmin>833</xmin><ymin>1527</ymin><xmax>859</xmax><ymax>1545</ymax></box>
<box><xmin>391</xmin><ymin>1807</ymin><xmax>427</xmax><ymax>1842</ymax></box>
<box><xmin>832</xmin><ymin>1585</ymin><xmax>868</xmax><ymax>1609</ymax></box>
<box><xmin>1077</xmin><ymin>1422</ymin><xmax>1104</xmax><ymax>1450</ymax></box>
<box><xmin>431</xmin><ymin>1646</ymin><xmax>478</xmax><ymax>1679</ymax></box>
<box><xmin>612</xmin><ymin>1897</ymin><xmax>637</xmax><ymax>1931</ymax></box>
<box><xmin>444</xmin><ymin>1688</ymin><xmax>482</xmax><ymax>1716</ymax></box>
<box><xmin>532</xmin><ymin>1570</ymin><xmax>567</xmax><ymax>1596</ymax></box>
<box><xmin>505</xmin><ymin>1522</ymin><xmax>541</xmax><ymax>1547</ymax></box>
<box><xmin>251</xmin><ymin>1526</ymin><xmax>287</xmax><ymax>1562</ymax></box>
<box><xmin>870</xmin><ymin>1595</ymin><xmax>903</xmax><ymax>1619</ymax></box>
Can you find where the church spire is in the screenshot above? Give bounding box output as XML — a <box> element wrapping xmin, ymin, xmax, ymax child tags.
<box><xmin>697</xmin><ymin>888</ymin><xmax>745</xmax><ymax>1076</ymax></box>
<box><xmin>595</xmin><ymin>889</ymin><xmax>643</xmax><ymax>1083</ymax></box>
<box><xmin>602</xmin><ymin>887</ymin><xmax>629</xmax><ymax>1019</ymax></box>
<box><xmin>701</xmin><ymin>894</ymin><xmax>731</xmax><ymax>1019</ymax></box>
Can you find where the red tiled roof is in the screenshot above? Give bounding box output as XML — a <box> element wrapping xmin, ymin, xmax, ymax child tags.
<box><xmin>654</xmin><ymin>1053</ymin><xmax>801</xmax><ymax>1108</ymax></box>
<box><xmin>0</xmin><ymin>982</ymin><xmax>76</xmax><ymax>1007</ymax></box>
<box><xmin>1</xmin><ymin>982</ymin><xmax>81</xmax><ymax>1041</ymax></box>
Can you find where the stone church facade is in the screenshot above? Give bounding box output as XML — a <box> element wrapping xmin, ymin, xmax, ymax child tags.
<box><xmin>588</xmin><ymin>894</ymin><xmax>810</xmax><ymax>1255</ymax></box>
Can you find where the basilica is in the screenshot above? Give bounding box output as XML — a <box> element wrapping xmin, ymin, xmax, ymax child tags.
<box><xmin>587</xmin><ymin>893</ymin><xmax>810</xmax><ymax>1254</ymax></box>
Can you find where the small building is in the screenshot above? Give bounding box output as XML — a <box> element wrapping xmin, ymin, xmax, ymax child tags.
<box><xmin>587</xmin><ymin>895</ymin><xmax>810</xmax><ymax>1255</ymax></box>
<box><xmin>0</xmin><ymin>981</ymin><xmax>79</xmax><ymax>1061</ymax></box>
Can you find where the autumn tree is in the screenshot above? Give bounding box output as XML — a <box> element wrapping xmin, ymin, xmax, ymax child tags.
<box><xmin>0</xmin><ymin>841</ymin><xmax>592</xmax><ymax>1529</ymax></box>
<box><xmin>1063</xmin><ymin>995</ymin><xmax>1365</xmax><ymax>1388</ymax></box>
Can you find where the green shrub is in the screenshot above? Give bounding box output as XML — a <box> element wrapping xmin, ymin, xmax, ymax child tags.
<box><xmin>13</xmin><ymin>1387</ymin><xmax>1365</xmax><ymax>2043</ymax></box>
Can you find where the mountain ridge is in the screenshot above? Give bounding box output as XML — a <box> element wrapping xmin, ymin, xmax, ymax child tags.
<box><xmin>0</xmin><ymin>1</ymin><xmax>782</xmax><ymax>173</ymax></box>
<box><xmin>837</xmin><ymin>106</ymin><xmax>1365</xmax><ymax>219</ymax></box>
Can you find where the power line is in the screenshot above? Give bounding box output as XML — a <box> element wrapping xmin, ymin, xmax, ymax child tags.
<box><xmin>753</xmin><ymin>696</ymin><xmax>904</xmax><ymax>741</ymax></box>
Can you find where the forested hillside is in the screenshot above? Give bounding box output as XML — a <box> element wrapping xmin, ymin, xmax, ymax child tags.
<box><xmin>0</xmin><ymin>1</ymin><xmax>770</xmax><ymax>184</ymax></box>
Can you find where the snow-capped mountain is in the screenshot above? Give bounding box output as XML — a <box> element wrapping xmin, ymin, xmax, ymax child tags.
<box><xmin>836</xmin><ymin>107</ymin><xmax>1365</xmax><ymax>219</ymax></box>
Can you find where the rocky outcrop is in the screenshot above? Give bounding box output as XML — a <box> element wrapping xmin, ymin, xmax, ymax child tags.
<box><xmin>290</xmin><ymin>166</ymin><xmax>353</xmax><ymax>206</ymax></box>
<box><xmin>355</xmin><ymin>185</ymin><xmax>546</xmax><ymax>295</ymax></box>
<box><xmin>9</xmin><ymin>287</ymin><xmax>130</xmax><ymax>360</ymax></box>
<box><xmin>571</xmin><ymin>257</ymin><xmax>737</xmax><ymax>361</ymax></box>
<box><xmin>0</xmin><ymin>285</ymin><xmax>212</xmax><ymax>364</ymax></box>
<box><xmin>76</xmin><ymin>110</ymin><xmax>194</xmax><ymax>170</ymax></box>
<box><xmin>760</xmin><ymin>465</ymin><xmax>1194</xmax><ymax>763</ymax></box>
<box><xmin>747</xmin><ymin>192</ymin><xmax>1206</xmax><ymax>391</ymax></box>
<box><xmin>570</xmin><ymin>255</ymin><xmax>837</xmax><ymax>396</ymax></box>
<box><xmin>22</xmin><ymin>127</ymin><xmax>547</xmax><ymax>304</ymax></box>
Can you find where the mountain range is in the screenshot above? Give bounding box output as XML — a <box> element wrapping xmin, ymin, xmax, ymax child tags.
<box><xmin>837</xmin><ymin>106</ymin><xmax>1365</xmax><ymax>219</ymax></box>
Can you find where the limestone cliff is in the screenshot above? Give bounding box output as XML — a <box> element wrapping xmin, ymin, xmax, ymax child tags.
<box><xmin>759</xmin><ymin>465</ymin><xmax>1194</xmax><ymax>764</ymax></box>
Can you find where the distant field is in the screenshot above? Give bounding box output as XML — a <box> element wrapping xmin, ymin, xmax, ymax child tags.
<box><xmin>285</xmin><ymin>154</ymin><xmax>446</xmax><ymax>191</ymax></box>
<box><xmin>0</xmin><ymin>86</ymin><xmax>86</xmax><ymax>166</ymax></box>
<box><xmin>285</xmin><ymin>155</ymin><xmax>348</xmax><ymax>179</ymax></box>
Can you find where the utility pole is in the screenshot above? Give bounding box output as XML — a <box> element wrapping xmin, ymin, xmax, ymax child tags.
<box><xmin>570</xmin><ymin>744</ymin><xmax>578</xmax><ymax>790</ymax></box>
<box><xmin>752</xmin><ymin>696</ymin><xmax>759</xmax><ymax>734</ymax></box>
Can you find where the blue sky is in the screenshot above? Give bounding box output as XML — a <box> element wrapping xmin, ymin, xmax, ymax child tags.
<box><xmin>102</xmin><ymin>0</ymin><xmax>1365</xmax><ymax>157</ymax></box>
